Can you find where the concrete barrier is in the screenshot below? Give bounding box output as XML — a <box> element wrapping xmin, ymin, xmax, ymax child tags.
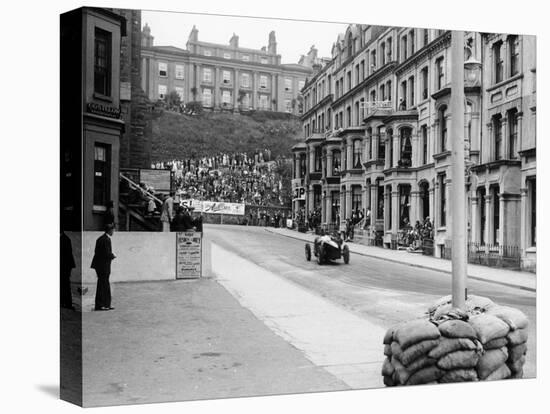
<box><xmin>68</xmin><ymin>231</ymin><xmax>177</xmax><ymax>284</ymax></box>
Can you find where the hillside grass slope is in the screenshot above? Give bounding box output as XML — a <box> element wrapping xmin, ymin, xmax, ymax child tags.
<box><xmin>151</xmin><ymin>110</ymin><xmax>303</xmax><ymax>162</ymax></box>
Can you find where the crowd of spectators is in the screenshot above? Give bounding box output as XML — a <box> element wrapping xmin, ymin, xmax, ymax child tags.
<box><xmin>150</xmin><ymin>150</ymin><xmax>291</xmax><ymax>208</ymax></box>
<box><xmin>398</xmin><ymin>217</ymin><xmax>434</xmax><ymax>251</ymax></box>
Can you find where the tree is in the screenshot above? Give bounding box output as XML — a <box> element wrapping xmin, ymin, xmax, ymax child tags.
<box><xmin>182</xmin><ymin>101</ymin><xmax>204</xmax><ymax>116</ymax></box>
<box><xmin>164</xmin><ymin>90</ymin><xmax>182</xmax><ymax>111</ymax></box>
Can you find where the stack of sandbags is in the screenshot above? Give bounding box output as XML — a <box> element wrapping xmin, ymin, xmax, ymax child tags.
<box><xmin>382</xmin><ymin>296</ymin><xmax>529</xmax><ymax>386</ymax></box>
<box><xmin>431</xmin><ymin>319</ymin><xmax>482</xmax><ymax>383</ymax></box>
<box><xmin>381</xmin><ymin>319</ymin><xmax>441</xmax><ymax>386</ymax></box>
<box><xmin>486</xmin><ymin>305</ymin><xmax>529</xmax><ymax>379</ymax></box>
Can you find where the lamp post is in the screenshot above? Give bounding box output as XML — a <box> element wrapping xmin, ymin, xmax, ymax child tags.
<box><xmin>450</xmin><ymin>31</ymin><xmax>467</xmax><ymax>309</ymax></box>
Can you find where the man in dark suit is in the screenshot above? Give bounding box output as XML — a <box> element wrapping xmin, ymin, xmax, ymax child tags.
<box><xmin>91</xmin><ymin>224</ymin><xmax>116</xmax><ymax>311</ymax></box>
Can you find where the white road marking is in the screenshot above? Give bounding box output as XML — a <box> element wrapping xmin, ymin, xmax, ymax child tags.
<box><xmin>212</xmin><ymin>242</ymin><xmax>385</xmax><ymax>389</ymax></box>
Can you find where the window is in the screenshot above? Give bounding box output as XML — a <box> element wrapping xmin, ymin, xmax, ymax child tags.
<box><xmin>371</xmin><ymin>50</ymin><xmax>377</xmax><ymax>71</ymax></box>
<box><xmin>331</xmin><ymin>191</ymin><xmax>340</xmax><ymax>223</ymax></box>
<box><xmin>175</xmin><ymin>87</ymin><xmax>184</xmax><ymax>101</ymax></box>
<box><xmin>439</xmin><ymin>106</ymin><xmax>448</xmax><ymax>152</ymax></box>
<box><xmin>509</xmin><ymin>36</ymin><xmax>519</xmax><ymax>77</ymax></box>
<box><xmin>347</xmin><ymin>71</ymin><xmax>352</xmax><ymax>90</ymax></box>
<box><xmin>175</xmin><ymin>64</ymin><xmax>184</xmax><ymax>80</ymax></box>
<box><xmin>223</xmin><ymin>70</ymin><xmax>231</xmax><ymax>84</ymax></box>
<box><xmin>313</xmin><ymin>186</ymin><xmax>322</xmax><ymax>210</ymax></box>
<box><xmin>377</xmin><ymin>184</ymin><xmax>384</xmax><ymax>220</ymax></box>
<box><xmin>493</xmin><ymin>41</ymin><xmax>503</xmax><ymax>83</ymax></box>
<box><xmin>260</xmin><ymin>75</ymin><xmax>268</xmax><ymax>89</ymax></box>
<box><xmin>380</xmin><ymin>42</ymin><xmax>386</xmax><ymax>65</ymax></box>
<box><xmin>353</xmin><ymin>139</ymin><xmax>362</xmax><ymax>168</ymax></box>
<box><xmin>436</xmin><ymin>57</ymin><xmax>444</xmax><ymax>90</ymax></box>
<box><xmin>355</xmin><ymin>64</ymin><xmax>360</xmax><ymax>85</ymax></box>
<box><xmin>529</xmin><ymin>178</ymin><xmax>536</xmax><ymax>246</ymax></box>
<box><xmin>367</xmin><ymin>129</ymin><xmax>372</xmax><ymax>159</ymax></box>
<box><xmin>423</xmin><ymin>29</ymin><xmax>429</xmax><ymax>46</ymax></box>
<box><xmin>400</xmin><ymin>81</ymin><xmax>407</xmax><ymax>109</ymax></box>
<box><xmin>346</xmin><ymin>106</ymin><xmax>351</xmax><ymax>127</ymax></box>
<box><xmin>260</xmin><ymin>57</ymin><xmax>268</xmax><ymax>64</ymax></box>
<box><xmin>408</xmin><ymin>76</ymin><xmax>415</xmax><ymax>107</ymax></box>
<box><xmin>222</xmin><ymin>90</ymin><xmax>232</xmax><ymax>105</ymax></box>
<box><xmin>421</xmin><ymin>125</ymin><xmax>428</xmax><ymax>164</ymax></box>
<box><xmin>259</xmin><ymin>94</ymin><xmax>269</xmax><ymax>109</ymax></box>
<box><xmin>203</xmin><ymin>68</ymin><xmax>212</xmax><ymax>83</ymax></box>
<box><xmin>409</xmin><ymin>30</ymin><xmax>415</xmax><ymax>56</ymax></box>
<box><xmin>360</xmin><ymin>60</ymin><xmax>365</xmax><ymax>80</ymax></box>
<box><xmin>478</xmin><ymin>188</ymin><xmax>486</xmax><ymax>244</ymax></box>
<box><xmin>241</xmin><ymin>73</ymin><xmax>250</xmax><ymax>88</ymax></box>
<box><xmin>492</xmin><ymin>186</ymin><xmax>500</xmax><ymax>244</ymax></box>
<box><xmin>203</xmin><ymin>49</ymin><xmax>212</xmax><ymax>56</ymax></box>
<box><xmin>399</xmin><ymin>128</ymin><xmax>412</xmax><ymax>167</ymax></box>
<box><xmin>421</xmin><ymin>67</ymin><xmax>428</xmax><ymax>99</ymax></box>
<box><xmin>399</xmin><ymin>184</ymin><xmax>411</xmax><ymax>228</ymax></box>
<box><xmin>158</xmin><ymin>84</ymin><xmax>167</xmax><ymax>99</ymax></box>
<box><xmin>158</xmin><ymin>62</ymin><xmax>168</xmax><ymax>77</ymax></box>
<box><xmin>352</xmin><ymin>185</ymin><xmax>362</xmax><ymax>213</ymax></box>
<box><xmin>332</xmin><ymin>151</ymin><xmax>341</xmax><ymax>175</ymax></box>
<box><xmin>202</xmin><ymin>88</ymin><xmax>212</xmax><ymax>106</ymax></box>
<box><xmin>386</xmin><ymin>80</ymin><xmax>392</xmax><ymax>103</ymax></box>
<box><xmin>223</xmin><ymin>52</ymin><xmax>231</xmax><ymax>59</ymax></box>
<box><xmin>242</xmin><ymin>54</ymin><xmax>250</xmax><ymax>61</ymax></box>
<box><xmin>493</xmin><ymin>115</ymin><xmax>502</xmax><ymax>160</ymax></box>
<box><xmin>380</xmin><ymin>84</ymin><xmax>385</xmax><ymax>101</ymax></box>
<box><xmin>508</xmin><ymin>109</ymin><xmax>518</xmax><ymax>159</ymax></box>
<box><xmin>439</xmin><ymin>174</ymin><xmax>446</xmax><ymax>227</ymax></box>
<box><xmin>241</xmin><ymin>92</ymin><xmax>250</xmax><ymax>108</ymax></box>
<box><xmin>387</xmin><ymin>37</ymin><xmax>392</xmax><ymax>62</ymax></box>
<box><xmin>401</xmin><ymin>36</ymin><xmax>408</xmax><ymax>61</ymax></box>
<box><xmin>285</xmin><ymin>78</ymin><xmax>292</xmax><ymax>92</ymax></box>
<box><xmin>284</xmin><ymin>99</ymin><xmax>292</xmax><ymax>113</ymax></box>
<box><xmin>378</xmin><ymin>126</ymin><xmax>385</xmax><ymax>161</ymax></box>
<box><xmin>94</xmin><ymin>28</ymin><xmax>111</xmax><ymax>96</ymax></box>
<box><xmin>314</xmin><ymin>146</ymin><xmax>322</xmax><ymax>172</ymax></box>
<box><xmin>386</xmin><ymin>185</ymin><xmax>393</xmax><ymax>229</ymax></box>
<box><xmin>93</xmin><ymin>144</ymin><xmax>110</xmax><ymax>207</ymax></box>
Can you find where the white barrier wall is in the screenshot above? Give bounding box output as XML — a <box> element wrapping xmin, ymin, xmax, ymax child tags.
<box><xmin>68</xmin><ymin>231</ymin><xmax>177</xmax><ymax>283</ymax></box>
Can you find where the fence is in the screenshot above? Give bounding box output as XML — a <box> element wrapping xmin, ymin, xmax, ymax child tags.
<box><xmin>442</xmin><ymin>241</ymin><xmax>522</xmax><ymax>270</ymax></box>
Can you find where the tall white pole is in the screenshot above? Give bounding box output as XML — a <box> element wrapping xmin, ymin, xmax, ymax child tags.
<box><xmin>450</xmin><ymin>31</ymin><xmax>467</xmax><ymax>309</ymax></box>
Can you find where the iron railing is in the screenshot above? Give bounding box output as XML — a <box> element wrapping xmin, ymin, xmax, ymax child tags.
<box><xmin>442</xmin><ymin>241</ymin><xmax>522</xmax><ymax>270</ymax></box>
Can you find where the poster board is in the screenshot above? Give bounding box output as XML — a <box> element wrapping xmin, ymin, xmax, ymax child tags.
<box><xmin>176</xmin><ymin>232</ymin><xmax>202</xmax><ymax>279</ymax></box>
<box><xmin>140</xmin><ymin>168</ymin><xmax>172</xmax><ymax>193</ymax></box>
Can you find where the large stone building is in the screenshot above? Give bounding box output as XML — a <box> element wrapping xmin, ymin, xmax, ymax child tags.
<box><xmin>140</xmin><ymin>24</ymin><xmax>314</xmax><ymax>114</ymax></box>
<box><xmin>292</xmin><ymin>25</ymin><xmax>536</xmax><ymax>271</ymax></box>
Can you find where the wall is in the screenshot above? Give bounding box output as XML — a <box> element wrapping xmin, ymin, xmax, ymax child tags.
<box><xmin>68</xmin><ymin>231</ymin><xmax>177</xmax><ymax>284</ymax></box>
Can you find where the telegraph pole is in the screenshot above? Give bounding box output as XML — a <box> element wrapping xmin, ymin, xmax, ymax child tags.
<box><xmin>450</xmin><ymin>30</ymin><xmax>467</xmax><ymax>309</ymax></box>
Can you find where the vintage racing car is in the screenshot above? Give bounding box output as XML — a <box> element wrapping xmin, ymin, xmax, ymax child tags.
<box><xmin>305</xmin><ymin>232</ymin><xmax>350</xmax><ymax>265</ymax></box>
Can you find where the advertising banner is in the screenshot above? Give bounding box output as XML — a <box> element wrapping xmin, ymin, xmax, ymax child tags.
<box><xmin>180</xmin><ymin>199</ymin><xmax>245</xmax><ymax>216</ymax></box>
<box><xmin>140</xmin><ymin>169</ymin><xmax>172</xmax><ymax>193</ymax></box>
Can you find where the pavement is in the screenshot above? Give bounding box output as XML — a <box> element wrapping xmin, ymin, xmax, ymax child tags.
<box><xmin>264</xmin><ymin>227</ymin><xmax>536</xmax><ymax>292</ymax></box>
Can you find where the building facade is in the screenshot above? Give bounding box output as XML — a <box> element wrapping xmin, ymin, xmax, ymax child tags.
<box><xmin>293</xmin><ymin>25</ymin><xmax>536</xmax><ymax>271</ymax></box>
<box><xmin>140</xmin><ymin>25</ymin><xmax>313</xmax><ymax>114</ymax></box>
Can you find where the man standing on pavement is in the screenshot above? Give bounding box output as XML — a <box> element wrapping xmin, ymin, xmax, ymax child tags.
<box><xmin>160</xmin><ymin>192</ymin><xmax>175</xmax><ymax>232</ymax></box>
<box><xmin>91</xmin><ymin>224</ymin><xmax>116</xmax><ymax>311</ymax></box>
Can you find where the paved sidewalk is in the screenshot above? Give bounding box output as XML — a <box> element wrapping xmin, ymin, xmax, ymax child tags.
<box><xmin>265</xmin><ymin>227</ymin><xmax>536</xmax><ymax>292</ymax></box>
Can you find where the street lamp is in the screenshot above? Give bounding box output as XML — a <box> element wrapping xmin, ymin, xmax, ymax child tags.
<box><xmin>464</xmin><ymin>55</ymin><xmax>482</xmax><ymax>85</ymax></box>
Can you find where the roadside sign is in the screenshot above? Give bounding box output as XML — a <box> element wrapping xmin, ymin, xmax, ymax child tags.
<box><xmin>176</xmin><ymin>232</ymin><xmax>202</xmax><ymax>279</ymax></box>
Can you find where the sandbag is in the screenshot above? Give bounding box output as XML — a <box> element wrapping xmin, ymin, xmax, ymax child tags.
<box><xmin>391</xmin><ymin>341</ymin><xmax>403</xmax><ymax>361</ymax></box>
<box><xmin>465</xmin><ymin>295</ymin><xmax>495</xmax><ymax>311</ymax></box>
<box><xmin>428</xmin><ymin>295</ymin><xmax>452</xmax><ymax>314</ymax></box>
<box><xmin>469</xmin><ymin>314</ymin><xmax>510</xmax><ymax>344</ymax></box>
<box><xmin>485</xmin><ymin>364</ymin><xmax>511</xmax><ymax>381</ymax></box>
<box><xmin>381</xmin><ymin>357</ymin><xmax>395</xmax><ymax>377</ymax></box>
<box><xmin>477</xmin><ymin>347</ymin><xmax>509</xmax><ymax>379</ymax></box>
<box><xmin>508</xmin><ymin>343</ymin><xmax>527</xmax><ymax>362</ymax></box>
<box><xmin>391</xmin><ymin>356</ymin><xmax>411</xmax><ymax>384</ymax></box>
<box><xmin>432</xmin><ymin>303</ymin><xmax>453</xmax><ymax>320</ymax></box>
<box><xmin>484</xmin><ymin>337</ymin><xmax>509</xmax><ymax>350</ymax></box>
<box><xmin>440</xmin><ymin>368</ymin><xmax>478</xmax><ymax>383</ymax></box>
<box><xmin>428</xmin><ymin>337</ymin><xmax>476</xmax><ymax>360</ymax></box>
<box><xmin>511</xmin><ymin>367</ymin><xmax>523</xmax><ymax>379</ymax></box>
<box><xmin>486</xmin><ymin>305</ymin><xmax>528</xmax><ymax>331</ymax></box>
<box><xmin>438</xmin><ymin>319</ymin><xmax>477</xmax><ymax>340</ymax></box>
<box><xmin>507</xmin><ymin>328</ymin><xmax>528</xmax><ymax>346</ymax></box>
<box><xmin>507</xmin><ymin>355</ymin><xmax>526</xmax><ymax>373</ymax></box>
<box><xmin>394</xmin><ymin>319</ymin><xmax>440</xmax><ymax>350</ymax></box>
<box><xmin>406</xmin><ymin>365</ymin><xmax>444</xmax><ymax>385</ymax></box>
<box><xmin>384</xmin><ymin>344</ymin><xmax>392</xmax><ymax>356</ymax></box>
<box><xmin>400</xmin><ymin>339</ymin><xmax>439</xmax><ymax>366</ymax></box>
<box><xmin>383</xmin><ymin>375</ymin><xmax>396</xmax><ymax>386</ymax></box>
<box><xmin>383</xmin><ymin>326</ymin><xmax>398</xmax><ymax>345</ymax></box>
<box><xmin>437</xmin><ymin>350</ymin><xmax>480</xmax><ymax>370</ymax></box>
<box><xmin>406</xmin><ymin>355</ymin><xmax>437</xmax><ymax>375</ymax></box>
